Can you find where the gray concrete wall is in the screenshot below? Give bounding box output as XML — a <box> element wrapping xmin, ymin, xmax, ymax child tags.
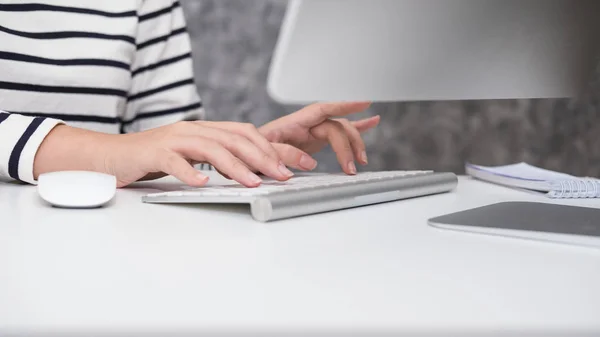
<box><xmin>181</xmin><ymin>0</ymin><xmax>600</xmax><ymax>176</ymax></box>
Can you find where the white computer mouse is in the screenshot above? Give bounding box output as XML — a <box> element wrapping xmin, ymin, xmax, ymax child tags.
<box><xmin>38</xmin><ymin>171</ymin><xmax>117</xmax><ymax>208</ymax></box>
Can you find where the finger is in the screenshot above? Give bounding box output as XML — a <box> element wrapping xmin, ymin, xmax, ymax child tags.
<box><xmin>216</xmin><ymin>169</ymin><xmax>231</xmax><ymax>180</ymax></box>
<box><xmin>272</xmin><ymin>143</ymin><xmax>318</xmax><ymax>171</ymax></box>
<box><xmin>201</xmin><ymin>121</ymin><xmax>281</xmax><ymax>163</ymax></box>
<box><xmin>298</xmin><ymin>102</ymin><xmax>371</xmax><ymax>127</ymax></box>
<box><xmin>352</xmin><ymin>115</ymin><xmax>381</xmax><ymax>133</ymax></box>
<box><xmin>192</xmin><ymin>126</ymin><xmax>294</xmax><ymax>181</ymax></box>
<box><xmin>337</xmin><ymin>119</ymin><xmax>368</xmax><ymax>165</ymax></box>
<box><xmin>265</xmin><ymin>102</ymin><xmax>371</xmax><ymax>130</ymax></box>
<box><xmin>158</xmin><ymin>152</ymin><xmax>209</xmax><ymax>187</ymax></box>
<box><xmin>310</xmin><ymin>120</ymin><xmax>357</xmax><ymax>175</ymax></box>
<box><xmin>179</xmin><ymin>137</ymin><xmax>263</xmax><ymax>187</ymax></box>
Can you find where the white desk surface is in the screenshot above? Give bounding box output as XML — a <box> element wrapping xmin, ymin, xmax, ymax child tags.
<box><xmin>1</xmin><ymin>174</ymin><xmax>599</xmax><ymax>336</ymax></box>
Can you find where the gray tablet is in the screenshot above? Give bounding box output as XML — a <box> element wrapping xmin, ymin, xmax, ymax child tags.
<box><xmin>428</xmin><ymin>202</ymin><xmax>600</xmax><ymax>248</ymax></box>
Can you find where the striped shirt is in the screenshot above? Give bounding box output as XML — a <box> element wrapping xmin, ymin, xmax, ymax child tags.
<box><xmin>0</xmin><ymin>0</ymin><xmax>204</xmax><ymax>184</ymax></box>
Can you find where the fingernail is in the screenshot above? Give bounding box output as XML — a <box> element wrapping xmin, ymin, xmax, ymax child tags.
<box><xmin>360</xmin><ymin>151</ymin><xmax>368</xmax><ymax>164</ymax></box>
<box><xmin>348</xmin><ymin>162</ymin><xmax>357</xmax><ymax>175</ymax></box>
<box><xmin>299</xmin><ymin>155</ymin><xmax>318</xmax><ymax>170</ymax></box>
<box><xmin>278</xmin><ymin>162</ymin><xmax>294</xmax><ymax>177</ymax></box>
<box><xmin>196</xmin><ymin>173</ymin><xmax>209</xmax><ymax>183</ymax></box>
<box><xmin>248</xmin><ymin>172</ymin><xmax>262</xmax><ymax>185</ymax></box>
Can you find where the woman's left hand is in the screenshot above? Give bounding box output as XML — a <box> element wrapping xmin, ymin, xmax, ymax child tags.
<box><xmin>259</xmin><ymin>102</ymin><xmax>380</xmax><ymax>175</ymax></box>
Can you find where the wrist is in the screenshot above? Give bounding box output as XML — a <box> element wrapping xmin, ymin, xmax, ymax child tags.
<box><xmin>33</xmin><ymin>125</ymin><xmax>120</xmax><ymax>179</ymax></box>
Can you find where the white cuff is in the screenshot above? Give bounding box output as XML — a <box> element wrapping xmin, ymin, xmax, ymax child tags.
<box><xmin>20</xmin><ymin>118</ymin><xmax>65</xmax><ymax>184</ymax></box>
<box><xmin>0</xmin><ymin>112</ymin><xmax>64</xmax><ymax>184</ymax></box>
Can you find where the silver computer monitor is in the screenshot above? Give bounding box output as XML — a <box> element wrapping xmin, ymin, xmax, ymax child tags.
<box><xmin>267</xmin><ymin>0</ymin><xmax>600</xmax><ymax>104</ymax></box>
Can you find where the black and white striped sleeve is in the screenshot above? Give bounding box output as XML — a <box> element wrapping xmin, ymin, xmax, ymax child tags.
<box><xmin>0</xmin><ymin>111</ymin><xmax>63</xmax><ymax>184</ymax></box>
<box><xmin>123</xmin><ymin>0</ymin><xmax>204</xmax><ymax>133</ymax></box>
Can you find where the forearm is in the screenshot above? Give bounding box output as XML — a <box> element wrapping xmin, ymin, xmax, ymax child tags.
<box><xmin>33</xmin><ymin>125</ymin><xmax>118</xmax><ymax>180</ymax></box>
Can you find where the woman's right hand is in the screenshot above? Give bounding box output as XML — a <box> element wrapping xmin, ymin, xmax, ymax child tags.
<box><xmin>34</xmin><ymin>121</ymin><xmax>317</xmax><ymax>188</ymax></box>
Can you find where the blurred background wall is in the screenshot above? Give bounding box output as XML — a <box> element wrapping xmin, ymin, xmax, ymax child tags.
<box><xmin>181</xmin><ymin>0</ymin><xmax>600</xmax><ymax>176</ymax></box>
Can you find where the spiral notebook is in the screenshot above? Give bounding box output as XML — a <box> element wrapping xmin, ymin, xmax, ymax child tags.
<box><xmin>466</xmin><ymin>162</ymin><xmax>600</xmax><ymax>199</ymax></box>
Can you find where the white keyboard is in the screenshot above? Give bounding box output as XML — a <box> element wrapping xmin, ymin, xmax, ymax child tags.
<box><xmin>147</xmin><ymin>171</ymin><xmax>433</xmax><ymax>198</ymax></box>
<box><xmin>143</xmin><ymin>170</ymin><xmax>458</xmax><ymax>222</ymax></box>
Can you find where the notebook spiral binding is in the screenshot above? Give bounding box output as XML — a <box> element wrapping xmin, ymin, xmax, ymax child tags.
<box><xmin>548</xmin><ymin>179</ymin><xmax>600</xmax><ymax>199</ymax></box>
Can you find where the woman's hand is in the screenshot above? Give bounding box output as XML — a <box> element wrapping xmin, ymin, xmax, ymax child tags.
<box><xmin>34</xmin><ymin>121</ymin><xmax>305</xmax><ymax>188</ymax></box>
<box><xmin>33</xmin><ymin>102</ymin><xmax>379</xmax><ymax>187</ymax></box>
<box><xmin>259</xmin><ymin>102</ymin><xmax>380</xmax><ymax>174</ymax></box>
